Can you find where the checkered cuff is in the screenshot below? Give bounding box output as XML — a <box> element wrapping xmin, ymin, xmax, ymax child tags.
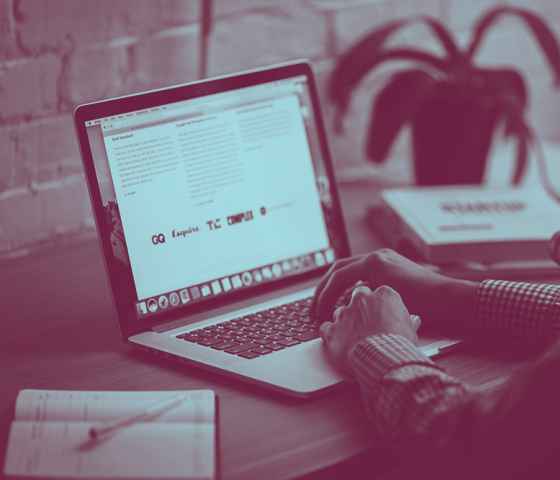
<box><xmin>348</xmin><ymin>334</ymin><xmax>441</xmax><ymax>388</ymax></box>
<box><xmin>475</xmin><ymin>280</ymin><xmax>560</xmax><ymax>344</ymax></box>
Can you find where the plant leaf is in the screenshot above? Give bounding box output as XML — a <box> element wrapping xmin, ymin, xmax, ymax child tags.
<box><xmin>418</xmin><ymin>15</ymin><xmax>461</xmax><ymax>60</ymax></box>
<box><xmin>330</xmin><ymin>47</ymin><xmax>447</xmax><ymax>125</ymax></box>
<box><xmin>329</xmin><ymin>15</ymin><xmax>458</xmax><ymax>120</ymax></box>
<box><xmin>467</xmin><ymin>6</ymin><xmax>560</xmax><ymax>86</ymax></box>
<box><xmin>511</xmin><ymin>128</ymin><xmax>529</xmax><ymax>185</ymax></box>
<box><xmin>477</xmin><ymin>67</ymin><xmax>528</xmax><ymax>136</ymax></box>
<box><xmin>365</xmin><ymin>69</ymin><xmax>436</xmax><ymax>164</ymax></box>
<box><xmin>474</xmin><ymin>68</ymin><xmax>529</xmax><ymax>183</ymax></box>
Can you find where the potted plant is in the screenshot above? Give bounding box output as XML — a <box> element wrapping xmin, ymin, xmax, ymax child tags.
<box><xmin>328</xmin><ymin>5</ymin><xmax>560</xmax><ymax>186</ymax></box>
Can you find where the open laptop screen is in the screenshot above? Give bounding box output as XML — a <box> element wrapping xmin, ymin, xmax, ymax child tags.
<box><xmin>83</xmin><ymin>73</ymin><xmax>343</xmax><ymax>321</ymax></box>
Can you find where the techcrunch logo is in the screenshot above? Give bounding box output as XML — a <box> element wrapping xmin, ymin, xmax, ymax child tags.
<box><xmin>207</xmin><ymin>208</ymin><xmax>263</xmax><ymax>231</ymax></box>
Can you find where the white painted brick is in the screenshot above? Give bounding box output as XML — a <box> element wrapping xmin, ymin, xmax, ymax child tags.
<box><xmin>443</xmin><ymin>0</ymin><xmax>503</xmax><ymax>32</ymax></box>
<box><xmin>468</xmin><ymin>22</ymin><xmax>560</xmax><ymax>77</ymax></box>
<box><xmin>17</xmin><ymin>0</ymin><xmax>198</xmax><ymax>54</ymax></box>
<box><xmin>213</xmin><ymin>0</ymin><xmax>316</xmax><ymax>18</ymax></box>
<box><xmin>0</xmin><ymin>0</ymin><xmax>18</xmax><ymax>58</ymax></box>
<box><xmin>333</xmin><ymin>0</ymin><xmax>442</xmax><ymax>54</ymax></box>
<box><xmin>208</xmin><ymin>10</ymin><xmax>327</xmax><ymax>76</ymax></box>
<box><xmin>61</xmin><ymin>42</ymin><xmax>131</xmax><ymax>106</ymax></box>
<box><xmin>527</xmin><ymin>77</ymin><xmax>560</xmax><ymax>142</ymax></box>
<box><xmin>507</xmin><ymin>0</ymin><xmax>560</xmax><ymax>22</ymax></box>
<box><xmin>0</xmin><ymin>54</ymin><xmax>61</xmax><ymax>120</ymax></box>
<box><xmin>0</xmin><ymin>175</ymin><xmax>91</xmax><ymax>253</ymax></box>
<box><xmin>0</xmin><ymin>115</ymin><xmax>81</xmax><ymax>189</ymax></box>
<box><xmin>131</xmin><ymin>26</ymin><xmax>199</xmax><ymax>89</ymax></box>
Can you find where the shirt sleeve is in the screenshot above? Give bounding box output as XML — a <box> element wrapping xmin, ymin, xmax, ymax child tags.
<box><xmin>348</xmin><ymin>280</ymin><xmax>560</xmax><ymax>450</ymax></box>
<box><xmin>349</xmin><ymin>334</ymin><xmax>471</xmax><ymax>446</ymax></box>
<box><xmin>472</xmin><ymin>280</ymin><xmax>560</xmax><ymax>345</ymax></box>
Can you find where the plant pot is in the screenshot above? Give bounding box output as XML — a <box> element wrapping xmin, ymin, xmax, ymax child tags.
<box><xmin>411</xmin><ymin>83</ymin><xmax>501</xmax><ymax>185</ymax></box>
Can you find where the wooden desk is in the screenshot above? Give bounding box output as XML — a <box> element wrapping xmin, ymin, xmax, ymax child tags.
<box><xmin>0</xmin><ymin>182</ymin><xmax>532</xmax><ymax>479</ymax></box>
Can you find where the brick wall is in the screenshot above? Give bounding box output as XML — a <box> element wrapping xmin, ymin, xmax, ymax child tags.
<box><xmin>1</xmin><ymin>0</ymin><xmax>559</xmax><ymax>256</ymax></box>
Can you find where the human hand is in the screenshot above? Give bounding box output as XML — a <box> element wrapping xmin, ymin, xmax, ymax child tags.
<box><xmin>319</xmin><ymin>284</ymin><xmax>421</xmax><ymax>371</ymax></box>
<box><xmin>312</xmin><ymin>249</ymin><xmax>477</xmax><ymax>329</ymax></box>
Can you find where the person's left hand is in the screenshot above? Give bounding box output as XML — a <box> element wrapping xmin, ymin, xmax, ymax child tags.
<box><xmin>319</xmin><ymin>284</ymin><xmax>421</xmax><ymax>372</ymax></box>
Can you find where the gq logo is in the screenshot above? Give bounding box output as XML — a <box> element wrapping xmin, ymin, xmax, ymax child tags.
<box><xmin>151</xmin><ymin>233</ymin><xmax>166</xmax><ymax>245</ymax></box>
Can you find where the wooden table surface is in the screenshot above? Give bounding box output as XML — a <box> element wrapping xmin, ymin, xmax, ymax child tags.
<box><xmin>0</xmin><ymin>182</ymin><xmax>538</xmax><ymax>479</ymax></box>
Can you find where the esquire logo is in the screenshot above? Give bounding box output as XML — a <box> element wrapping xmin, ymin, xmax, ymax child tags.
<box><xmin>172</xmin><ymin>226</ymin><xmax>200</xmax><ymax>238</ymax></box>
<box><xmin>151</xmin><ymin>233</ymin><xmax>166</xmax><ymax>245</ymax></box>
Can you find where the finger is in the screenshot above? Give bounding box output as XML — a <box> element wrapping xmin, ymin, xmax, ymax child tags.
<box><xmin>350</xmin><ymin>284</ymin><xmax>372</xmax><ymax>301</ymax></box>
<box><xmin>319</xmin><ymin>321</ymin><xmax>332</xmax><ymax>340</ymax></box>
<box><xmin>410</xmin><ymin>314</ymin><xmax>422</xmax><ymax>332</ymax></box>
<box><xmin>311</xmin><ymin>256</ymin><xmax>361</xmax><ymax>318</ymax></box>
<box><xmin>332</xmin><ymin>305</ymin><xmax>345</xmax><ymax>323</ymax></box>
<box><xmin>314</xmin><ymin>260</ymin><xmax>369</xmax><ymax>324</ymax></box>
<box><xmin>349</xmin><ymin>285</ymin><xmax>372</xmax><ymax>329</ymax></box>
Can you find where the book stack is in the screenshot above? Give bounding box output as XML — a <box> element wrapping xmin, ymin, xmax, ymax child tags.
<box><xmin>368</xmin><ymin>186</ymin><xmax>560</xmax><ymax>279</ymax></box>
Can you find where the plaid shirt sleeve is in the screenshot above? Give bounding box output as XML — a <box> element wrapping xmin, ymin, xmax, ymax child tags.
<box><xmin>348</xmin><ymin>280</ymin><xmax>560</xmax><ymax>445</ymax></box>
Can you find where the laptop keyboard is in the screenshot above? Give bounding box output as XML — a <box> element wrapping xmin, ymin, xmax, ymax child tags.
<box><xmin>176</xmin><ymin>297</ymin><xmax>320</xmax><ymax>359</ymax></box>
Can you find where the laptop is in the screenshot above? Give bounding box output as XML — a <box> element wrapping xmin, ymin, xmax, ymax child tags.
<box><xmin>75</xmin><ymin>61</ymin><xmax>458</xmax><ymax>397</ymax></box>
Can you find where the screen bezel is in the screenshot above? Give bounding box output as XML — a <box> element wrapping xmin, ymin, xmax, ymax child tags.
<box><xmin>74</xmin><ymin>60</ymin><xmax>350</xmax><ymax>338</ymax></box>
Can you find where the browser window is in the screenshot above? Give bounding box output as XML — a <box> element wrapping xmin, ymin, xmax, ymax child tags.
<box><xmin>85</xmin><ymin>76</ymin><xmax>339</xmax><ymax>320</ymax></box>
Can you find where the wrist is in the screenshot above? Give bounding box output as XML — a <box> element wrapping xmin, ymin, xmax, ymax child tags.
<box><xmin>442</xmin><ymin>279</ymin><xmax>478</xmax><ymax>328</ymax></box>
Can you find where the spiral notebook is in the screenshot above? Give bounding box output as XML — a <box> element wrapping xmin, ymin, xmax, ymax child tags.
<box><xmin>3</xmin><ymin>389</ymin><xmax>217</xmax><ymax>479</ymax></box>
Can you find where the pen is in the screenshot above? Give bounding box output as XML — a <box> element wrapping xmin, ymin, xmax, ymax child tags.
<box><xmin>88</xmin><ymin>393</ymin><xmax>188</xmax><ymax>440</ymax></box>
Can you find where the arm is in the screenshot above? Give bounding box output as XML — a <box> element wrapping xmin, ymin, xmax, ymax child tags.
<box><xmin>350</xmin><ymin>335</ymin><xmax>560</xmax><ymax>478</ymax></box>
<box><xmin>346</xmin><ymin>279</ymin><xmax>560</xmax><ymax>442</ymax></box>
<box><xmin>312</xmin><ymin>249</ymin><xmax>560</xmax><ymax>344</ymax></box>
<box><xmin>316</xmin><ymin>251</ymin><xmax>560</xmax><ymax>475</ymax></box>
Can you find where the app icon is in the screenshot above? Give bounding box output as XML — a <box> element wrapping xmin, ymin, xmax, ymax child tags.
<box><xmin>253</xmin><ymin>270</ymin><xmax>263</xmax><ymax>283</ymax></box>
<box><xmin>325</xmin><ymin>248</ymin><xmax>335</xmax><ymax>263</ymax></box>
<box><xmin>137</xmin><ymin>302</ymin><xmax>147</xmax><ymax>315</ymax></box>
<box><xmin>262</xmin><ymin>267</ymin><xmax>272</xmax><ymax>280</ymax></box>
<box><xmin>314</xmin><ymin>252</ymin><xmax>326</xmax><ymax>267</ymax></box>
<box><xmin>211</xmin><ymin>280</ymin><xmax>222</xmax><ymax>295</ymax></box>
<box><xmin>179</xmin><ymin>289</ymin><xmax>190</xmax><ymax>304</ymax></box>
<box><xmin>190</xmin><ymin>286</ymin><xmax>201</xmax><ymax>300</ymax></box>
<box><xmin>232</xmin><ymin>275</ymin><xmax>243</xmax><ymax>288</ymax></box>
<box><xmin>281</xmin><ymin>260</ymin><xmax>291</xmax><ymax>273</ymax></box>
<box><xmin>169</xmin><ymin>292</ymin><xmax>180</xmax><ymax>306</ymax></box>
<box><xmin>272</xmin><ymin>263</ymin><xmax>282</xmax><ymax>278</ymax></box>
<box><xmin>241</xmin><ymin>271</ymin><xmax>253</xmax><ymax>286</ymax></box>
<box><xmin>221</xmin><ymin>277</ymin><xmax>232</xmax><ymax>292</ymax></box>
<box><xmin>158</xmin><ymin>295</ymin><xmax>169</xmax><ymax>309</ymax></box>
<box><xmin>147</xmin><ymin>298</ymin><xmax>158</xmax><ymax>313</ymax></box>
<box><xmin>302</xmin><ymin>255</ymin><xmax>314</xmax><ymax>268</ymax></box>
<box><xmin>201</xmin><ymin>285</ymin><xmax>211</xmax><ymax>297</ymax></box>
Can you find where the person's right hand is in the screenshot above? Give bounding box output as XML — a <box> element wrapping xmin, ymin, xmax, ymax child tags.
<box><xmin>311</xmin><ymin>248</ymin><xmax>478</xmax><ymax>329</ymax></box>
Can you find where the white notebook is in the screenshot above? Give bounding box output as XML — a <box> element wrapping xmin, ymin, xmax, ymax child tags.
<box><xmin>3</xmin><ymin>389</ymin><xmax>217</xmax><ymax>479</ymax></box>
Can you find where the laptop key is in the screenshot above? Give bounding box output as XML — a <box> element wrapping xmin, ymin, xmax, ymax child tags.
<box><xmin>278</xmin><ymin>338</ymin><xmax>300</xmax><ymax>347</ymax></box>
<box><xmin>197</xmin><ymin>338</ymin><xmax>221</xmax><ymax>346</ymax></box>
<box><xmin>251</xmin><ymin>346</ymin><xmax>273</xmax><ymax>355</ymax></box>
<box><xmin>225</xmin><ymin>342</ymin><xmax>258</xmax><ymax>354</ymax></box>
<box><xmin>295</xmin><ymin>332</ymin><xmax>318</xmax><ymax>342</ymax></box>
<box><xmin>238</xmin><ymin>351</ymin><xmax>261</xmax><ymax>359</ymax></box>
<box><xmin>211</xmin><ymin>341</ymin><xmax>236</xmax><ymax>350</ymax></box>
<box><xmin>178</xmin><ymin>333</ymin><xmax>198</xmax><ymax>342</ymax></box>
